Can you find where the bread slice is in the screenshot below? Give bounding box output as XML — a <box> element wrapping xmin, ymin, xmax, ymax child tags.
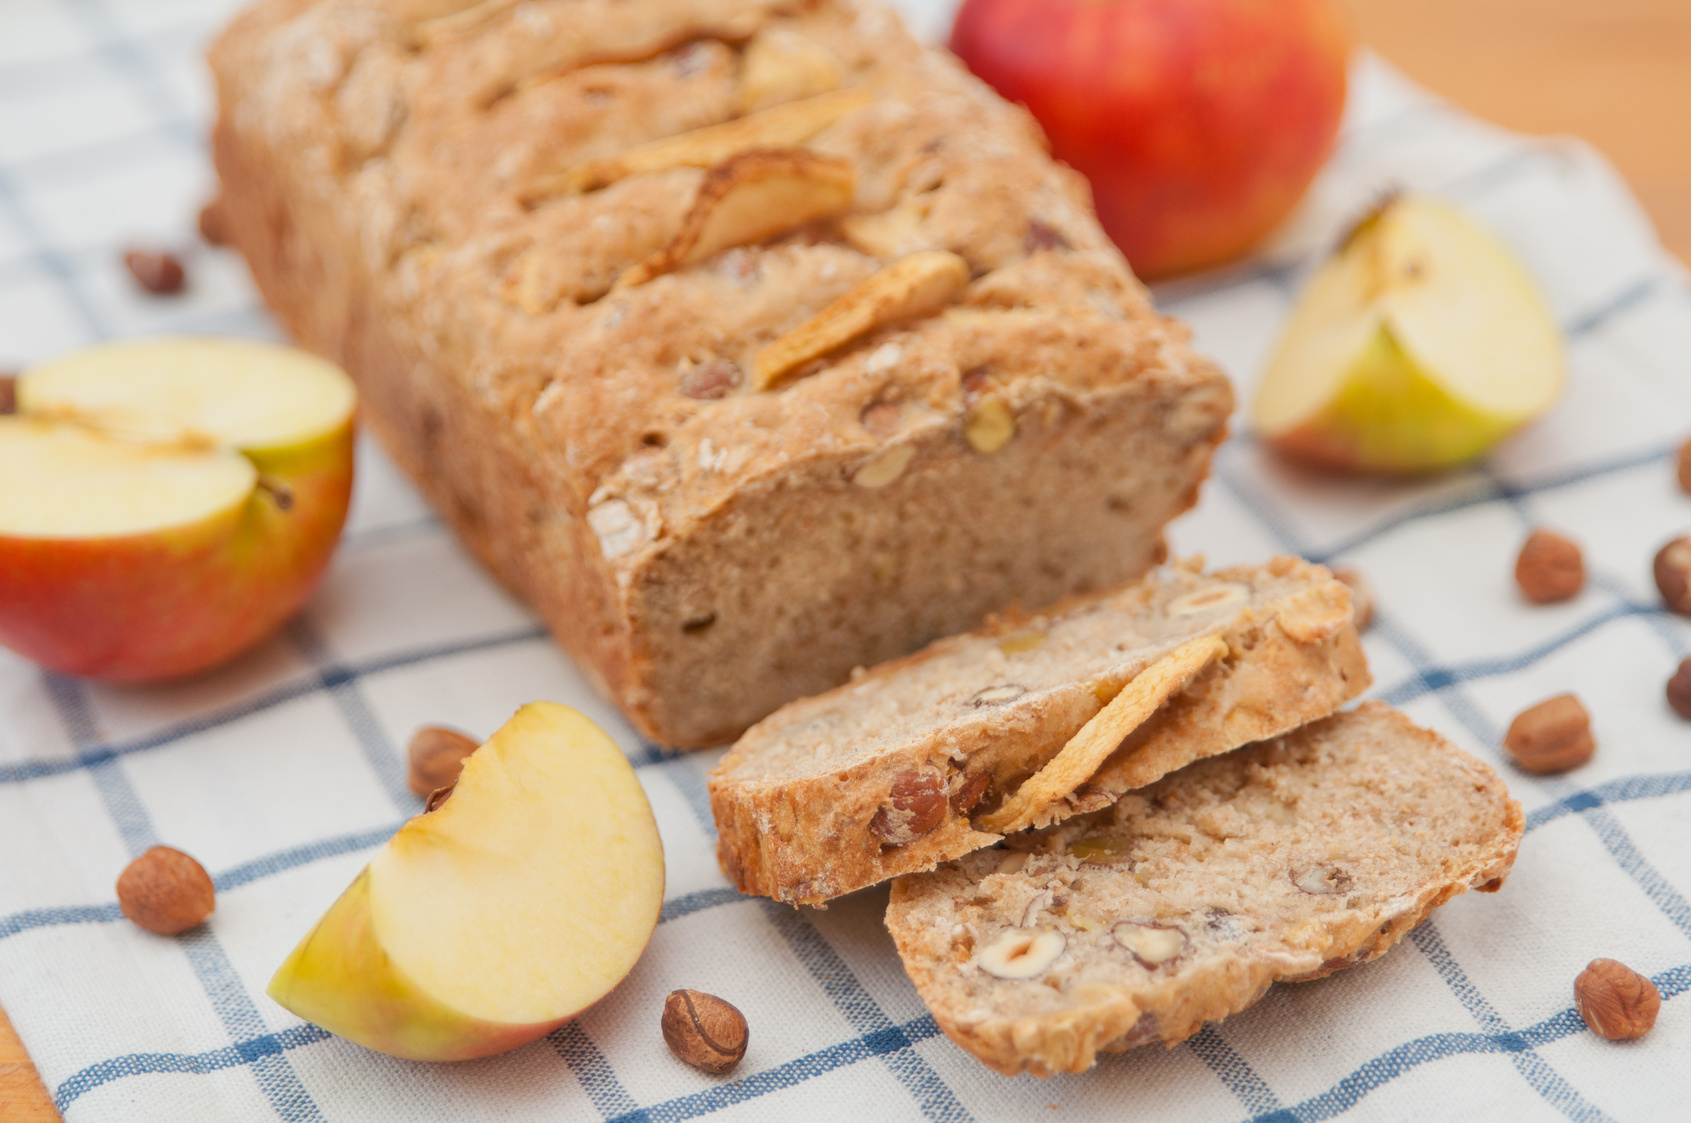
<box><xmin>885</xmin><ymin>702</ymin><xmax>1524</xmax><ymax>1077</ymax></box>
<box><xmin>709</xmin><ymin>557</ymin><xmax>1369</xmax><ymax>905</ymax></box>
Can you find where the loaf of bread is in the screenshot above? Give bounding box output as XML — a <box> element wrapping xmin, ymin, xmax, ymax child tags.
<box><xmin>885</xmin><ymin>702</ymin><xmax>1524</xmax><ymax>1077</ymax></box>
<box><xmin>711</xmin><ymin>558</ymin><xmax>1369</xmax><ymax>905</ymax></box>
<box><xmin>207</xmin><ymin>0</ymin><xmax>1232</xmax><ymax>746</ymax></box>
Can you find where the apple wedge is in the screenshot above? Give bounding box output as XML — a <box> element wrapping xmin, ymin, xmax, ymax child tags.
<box><xmin>0</xmin><ymin>337</ymin><xmax>356</xmax><ymax>680</ymax></box>
<box><xmin>1252</xmin><ymin>194</ymin><xmax>1563</xmax><ymax>473</ymax></box>
<box><xmin>268</xmin><ymin>702</ymin><xmax>665</xmax><ymax>1061</ymax></box>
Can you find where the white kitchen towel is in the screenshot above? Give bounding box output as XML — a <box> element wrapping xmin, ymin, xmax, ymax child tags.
<box><xmin>2</xmin><ymin>1</ymin><xmax>1689</xmax><ymax>1120</ymax></box>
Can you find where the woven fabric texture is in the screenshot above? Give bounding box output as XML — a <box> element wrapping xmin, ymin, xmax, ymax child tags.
<box><xmin>1</xmin><ymin>1</ymin><xmax>1688</xmax><ymax>1120</ymax></box>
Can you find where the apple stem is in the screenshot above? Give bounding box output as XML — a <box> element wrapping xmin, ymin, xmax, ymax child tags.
<box><xmin>257</xmin><ymin>476</ymin><xmax>295</xmax><ymax>510</ymax></box>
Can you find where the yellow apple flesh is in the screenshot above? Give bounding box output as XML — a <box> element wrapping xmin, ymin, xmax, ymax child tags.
<box><xmin>0</xmin><ymin>337</ymin><xmax>356</xmax><ymax>680</ymax></box>
<box><xmin>1252</xmin><ymin>195</ymin><xmax>1563</xmax><ymax>473</ymax></box>
<box><xmin>268</xmin><ymin>702</ymin><xmax>665</xmax><ymax>1062</ymax></box>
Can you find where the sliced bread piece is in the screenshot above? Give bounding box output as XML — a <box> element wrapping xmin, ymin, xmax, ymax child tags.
<box><xmin>709</xmin><ymin>557</ymin><xmax>1369</xmax><ymax>905</ymax></box>
<box><xmin>885</xmin><ymin>702</ymin><xmax>1524</xmax><ymax>1077</ymax></box>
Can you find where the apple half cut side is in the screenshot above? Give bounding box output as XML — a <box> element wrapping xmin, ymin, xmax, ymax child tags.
<box><xmin>269</xmin><ymin>702</ymin><xmax>665</xmax><ymax>1061</ymax></box>
<box><xmin>1251</xmin><ymin>194</ymin><xmax>1564</xmax><ymax>473</ymax></box>
<box><xmin>0</xmin><ymin>337</ymin><xmax>356</xmax><ymax>680</ymax></box>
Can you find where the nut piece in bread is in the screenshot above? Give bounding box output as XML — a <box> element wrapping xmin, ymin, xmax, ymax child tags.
<box><xmin>709</xmin><ymin>558</ymin><xmax>1369</xmax><ymax>905</ymax></box>
<box><xmin>886</xmin><ymin>702</ymin><xmax>1524</xmax><ymax>1077</ymax></box>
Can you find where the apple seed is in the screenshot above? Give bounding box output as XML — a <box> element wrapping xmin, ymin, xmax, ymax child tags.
<box><xmin>116</xmin><ymin>846</ymin><xmax>215</xmax><ymax>934</ymax></box>
<box><xmin>407</xmin><ymin>725</ymin><xmax>479</xmax><ymax>797</ymax></box>
<box><xmin>661</xmin><ymin>989</ymin><xmax>748</xmax><ymax>1074</ymax></box>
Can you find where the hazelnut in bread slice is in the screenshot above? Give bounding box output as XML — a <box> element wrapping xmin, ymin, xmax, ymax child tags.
<box><xmin>709</xmin><ymin>557</ymin><xmax>1369</xmax><ymax>905</ymax></box>
<box><xmin>885</xmin><ymin>702</ymin><xmax>1524</xmax><ymax>1077</ymax></box>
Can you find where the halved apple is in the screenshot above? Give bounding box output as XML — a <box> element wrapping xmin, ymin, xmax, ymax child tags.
<box><xmin>269</xmin><ymin>702</ymin><xmax>665</xmax><ymax>1061</ymax></box>
<box><xmin>1252</xmin><ymin>194</ymin><xmax>1563</xmax><ymax>473</ymax></box>
<box><xmin>0</xmin><ymin>337</ymin><xmax>356</xmax><ymax>680</ymax></box>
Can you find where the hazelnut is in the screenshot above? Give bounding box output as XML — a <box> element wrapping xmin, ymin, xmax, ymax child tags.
<box><xmin>679</xmin><ymin>358</ymin><xmax>740</xmax><ymax>400</ymax></box>
<box><xmin>851</xmin><ymin>443</ymin><xmax>914</xmax><ymax>488</ymax></box>
<box><xmin>1112</xmin><ymin>921</ymin><xmax>1186</xmax><ymax>967</ymax></box>
<box><xmin>976</xmin><ymin>928</ymin><xmax>1065</xmax><ymax>979</ymax></box>
<box><xmin>1574</xmin><ymin>958</ymin><xmax>1659</xmax><ymax>1041</ymax></box>
<box><xmin>870</xmin><ymin>770</ymin><xmax>947</xmax><ymax>846</ymax></box>
<box><xmin>198</xmin><ymin>200</ymin><xmax>228</xmax><ymax>246</ymax></box>
<box><xmin>123</xmin><ymin>248</ymin><xmax>186</xmax><ymax>295</ymax></box>
<box><xmin>969</xmin><ymin>683</ymin><xmax>1025</xmax><ymax>706</ymax></box>
<box><xmin>963</xmin><ymin>394</ymin><xmax>1015</xmax><ymax>453</ymax></box>
<box><xmin>1515</xmin><ymin>528</ymin><xmax>1584</xmax><ymax>604</ymax></box>
<box><xmin>1677</xmin><ymin>437</ymin><xmax>1691</xmax><ymax>495</ymax></box>
<box><xmin>407</xmin><ymin>726</ymin><xmax>479</xmax><ymax>797</ymax></box>
<box><xmin>1667</xmin><ymin>658</ymin><xmax>1691</xmax><ymax>719</ymax></box>
<box><xmin>116</xmin><ymin>846</ymin><xmax>215</xmax><ymax>934</ymax></box>
<box><xmin>661</xmin><ymin>989</ymin><xmax>748</xmax><ymax>1074</ymax></box>
<box><xmin>1166</xmin><ymin>583</ymin><xmax>1248</xmax><ymax>617</ymax></box>
<box><xmin>1654</xmin><ymin>535</ymin><xmax>1691</xmax><ymax>615</ymax></box>
<box><xmin>1330</xmin><ymin>565</ymin><xmax>1375</xmax><ymax>631</ymax></box>
<box><xmin>1290</xmin><ymin>862</ymin><xmax>1353</xmax><ymax>896</ymax></box>
<box><xmin>1502</xmin><ymin>694</ymin><xmax>1594</xmax><ymax>774</ymax></box>
<box><xmin>949</xmin><ymin>771</ymin><xmax>990</xmax><ymax>816</ymax></box>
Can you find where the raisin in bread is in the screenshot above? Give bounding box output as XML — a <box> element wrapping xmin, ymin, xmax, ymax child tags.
<box><xmin>710</xmin><ymin>557</ymin><xmax>1369</xmax><ymax>905</ymax></box>
<box><xmin>207</xmin><ymin>0</ymin><xmax>1231</xmax><ymax>747</ymax></box>
<box><xmin>885</xmin><ymin>702</ymin><xmax>1524</xmax><ymax>1077</ymax></box>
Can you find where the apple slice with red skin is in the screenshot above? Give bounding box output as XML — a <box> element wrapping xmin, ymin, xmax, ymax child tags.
<box><xmin>268</xmin><ymin>702</ymin><xmax>666</xmax><ymax>1061</ymax></box>
<box><xmin>0</xmin><ymin>337</ymin><xmax>356</xmax><ymax>680</ymax></box>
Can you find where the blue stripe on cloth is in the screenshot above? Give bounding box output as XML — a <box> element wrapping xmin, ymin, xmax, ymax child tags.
<box><xmin>1408</xmin><ymin>926</ymin><xmax>1614</xmax><ymax>1123</ymax></box>
<box><xmin>604</xmin><ymin>1016</ymin><xmax>944</xmax><ymax>1123</ymax></box>
<box><xmin>551</xmin><ymin>1022</ymin><xmax>641</xmax><ymax>1118</ymax></box>
<box><xmin>0</xmin><ymin>624</ymin><xmax>548</xmax><ymax>786</ymax></box>
<box><xmin>758</xmin><ymin>902</ymin><xmax>972</xmax><ymax>1123</ymax></box>
<box><xmin>54</xmin><ymin>1025</ymin><xmax>333</xmax><ymax>1112</ymax></box>
<box><xmin>1237</xmin><ymin>964</ymin><xmax>1691</xmax><ymax>1123</ymax></box>
<box><xmin>1187</xmin><ymin>1025</ymin><xmax>1284</xmax><ymax>1116</ymax></box>
<box><xmin>287</xmin><ymin>617</ymin><xmax>419</xmax><ymax>813</ymax></box>
<box><xmin>42</xmin><ymin>674</ymin><xmax>328</xmax><ymax>1123</ymax></box>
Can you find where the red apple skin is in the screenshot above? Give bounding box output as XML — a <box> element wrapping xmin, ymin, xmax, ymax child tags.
<box><xmin>0</xmin><ymin>421</ymin><xmax>354</xmax><ymax>681</ymax></box>
<box><xmin>950</xmin><ymin>0</ymin><xmax>1351</xmax><ymax>279</ymax></box>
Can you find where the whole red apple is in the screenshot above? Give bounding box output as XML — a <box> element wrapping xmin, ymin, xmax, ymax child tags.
<box><xmin>951</xmin><ymin>0</ymin><xmax>1351</xmax><ymax>279</ymax></box>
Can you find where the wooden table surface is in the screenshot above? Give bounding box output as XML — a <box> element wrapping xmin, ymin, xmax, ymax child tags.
<box><xmin>2</xmin><ymin>2</ymin><xmax>1687</xmax><ymax>1119</ymax></box>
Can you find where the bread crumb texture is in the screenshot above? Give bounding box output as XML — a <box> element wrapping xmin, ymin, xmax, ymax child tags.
<box><xmin>886</xmin><ymin>702</ymin><xmax>1523</xmax><ymax>1077</ymax></box>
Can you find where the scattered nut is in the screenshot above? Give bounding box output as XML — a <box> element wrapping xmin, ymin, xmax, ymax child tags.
<box><xmin>969</xmin><ymin>683</ymin><xmax>1025</xmax><ymax>706</ymax></box>
<box><xmin>949</xmin><ymin>771</ymin><xmax>990</xmax><ymax>816</ymax></box>
<box><xmin>1677</xmin><ymin>437</ymin><xmax>1691</xmax><ymax>495</ymax></box>
<box><xmin>197</xmin><ymin>200</ymin><xmax>228</xmax><ymax>246</ymax></box>
<box><xmin>1112</xmin><ymin>921</ymin><xmax>1186</xmax><ymax>967</ymax></box>
<box><xmin>116</xmin><ymin>846</ymin><xmax>215</xmax><ymax>934</ymax></box>
<box><xmin>1667</xmin><ymin>658</ymin><xmax>1691</xmax><ymax>719</ymax></box>
<box><xmin>963</xmin><ymin>394</ymin><xmax>1015</xmax><ymax>453</ymax></box>
<box><xmin>1654</xmin><ymin>536</ymin><xmax>1691</xmax><ymax>615</ymax></box>
<box><xmin>124</xmin><ymin>248</ymin><xmax>186</xmax><ymax>295</ymax></box>
<box><xmin>852</xmin><ymin>443</ymin><xmax>915</xmax><ymax>488</ymax></box>
<box><xmin>1515</xmin><ymin>528</ymin><xmax>1584</xmax><ymax>604</ymax></box>
<box><xmin>407</xmin><ymin>725</ymin><xmax>479</xmax><ymax>797</ymax></box>
<box><xmin>870</xmin><ymin>770</ymin><xmax>947</xmax><ymax>846</ymax></box>
<box><xmin>1503</xmin><ymin>694</ymin><xmax>1594</xmax><ymax>774</ymax></box>
<box><xmin>976</xmin><ymin>928</ymin><xmax>1065</xmax><ymax>979</ymax></box>
<box><xmin>1166</xmin><ymin>583</ymin><xmax>1248</xmax><ymax>617</ymax></box>
<box><xmin>1290</xmin><ymin>862</ymin><xmax>1354</xmax><ymax>896</ymax></box>
<box><xmin>661</xmin><ymin>989</ymin><xmax>748</xmax><ymax>1074</ymax></box>
<box><xmin>1575</xmin><ymin>958</ymin><xmax>1660</xmax><ymax>1041</ymax></box>
<box><xmin>1330</xmin><ymin>565</ymin><xmax>1375</xmax><ymax>631</ymax></box>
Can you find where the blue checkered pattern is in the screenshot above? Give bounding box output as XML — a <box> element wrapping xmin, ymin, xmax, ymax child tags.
<box><xmin>1</xmin><ymin>1</ymin><xmax>1688</xmax><ymax>1119</ymax></box>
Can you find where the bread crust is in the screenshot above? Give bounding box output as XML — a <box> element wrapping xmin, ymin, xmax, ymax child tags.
<box><xmin>711</xmin><ymin>558</ymin><xmax>1370</xmax><ymax>904</ymax></box>
<box><xmin>885</xmin><ymin>702</ymin><xmax>1524</xmax><ymax>1077</ymax></box>
<box><xmin>207</xmin><ymin>0</ymin><xmax>1231</xmax><ymax>746</ymax></box>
